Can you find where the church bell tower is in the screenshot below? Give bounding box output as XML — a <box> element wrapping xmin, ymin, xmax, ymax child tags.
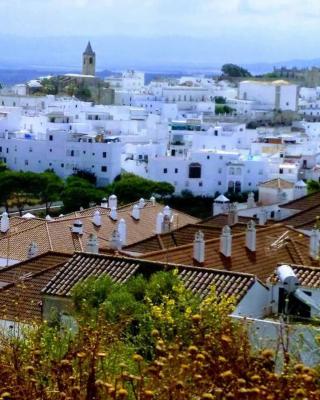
<box><xmin>82</xmin><ymin>41</ymin><xmax>96</xmax><ymax>76</ymax></box>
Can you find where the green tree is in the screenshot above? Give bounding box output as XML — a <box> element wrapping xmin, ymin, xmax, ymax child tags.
<box><xmin>61</xmin><ymin>176</ymin><xmax>105</xmax><ymax>212</ymax></box>
<box><xmin>38</xmin><ymin>171</ymin><xmax>64</xmax><ymax>214</ymax></box>
<box><xmin>40</xmin><ymin>78</ymin><xmax>58</xmax><ymax>95</ymax></box>
<box><xmin>307</xmin><ymin>179</ymin><xmax>320</xmax><ymax>194</ymax></box>
<box><xmin>214</xmin><ymin>96</ymin><xmax>226</xmax><ymax>104</ymax></box>
<box><xmin>215</xmin><ymin>104</ymin><xmax>234</xmax><ymax>114</ymax></box>
<box><xmin>221</xmin><ymin>63</ymin><xmax>251</xmax><ymax>77</ymax></box>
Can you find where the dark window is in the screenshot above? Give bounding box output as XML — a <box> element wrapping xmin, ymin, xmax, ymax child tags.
<box><xmin>101</xmin><ymin>166</ymin><xmax>107</xmax><ymax>172</ymax></box>
<box><xmin>6</xmin><ymin>148</ymin><xmax>8</xmax><ymax>154</ymax></box>
<box><xmin>189</xmin><ymin>163</ymin><xmax>201</xmax><ymax>179</ymax></box>
<box><xmin>103</xmin><ymin>152</ymin><xmax>107</xmax><ymax>158</ymax></box>
<box><xmin>49</xmin><ymin>135</ymin><xmax>53</xmax><ymax>141</ymax></box>
<box><xmin>279</xmin><ymin>168</ymin><xmax>283</xmax><ymax>174</ymax></box>
<box><xmin>89</xmin><ymin>57</ymin><xmax>93</xmax><ymax>64</ymax></box>
<box><xmin>199</xmin><ymin>182</ymin><xmax>203</xmax><ymax>187</ymax></box>
<box><xmin>71</xmin><ymin>150</ymin><xmax>74</xmax><ymax>157</ymax></box>
<box><xmin>235</xmin><ymin>181</ymin><xmax>241</xmax><ymax>193</ymax></box>
<box><xmin>163</xmin><ymin>168</ymin><xmax>168</xmax><ymax>174</ymax></box>
<box><xmin>0</xmin><ymin>147</ymin><xmax>2</xmax><ymax>152</ymax></box>
<box><xmin>207</xmin><ymin>155</ymin><xmax>210</xmax><ymax>159</ymax></box>
<box><xmin>61</xmin><ymin>163</ymin><xmax>64</xmax><ymax>168</ymax></box>
<box><xmin>49</xmin><ymin>149</ymin><xmax>52</xmax><ymax>152</ymax></box>
<box><xmin>174</xmin><ymin>168</ymin><xmax>178</xmax><ymax>173</ymax></box>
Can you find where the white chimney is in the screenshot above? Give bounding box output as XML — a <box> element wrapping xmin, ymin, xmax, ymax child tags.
<box><xmin>92</xmin><ymin>210</ymin><xmax>102</xmax><ymax>227</ymax></box>
<box><xmin>245</xmin><ymin>220</ymin><xmax>256</xmax><ymax>252</ymax></box>
<box><xmin>109</xmin><ymin>229</ymin><xmax>122</xmax><ymax>250</ymax></box>
<box><xmin>193</xmin><ymin>231</ymin><xmax>205</xmax><ymax>263</ymax></box>
<box><xmin>310</xmin><ymin>229</ymin><xmax>319</xmax><ymax>259</ymax></box>
<box><xmin>294</xmin><ymin>180</ymin><xmax>307</xmax><ymax>200</ymax></box>
<box><xmin>108</xmin><ymin>194</ymin><xmax>118</xmax><ymax>210</ymax></box>
<box><xmin>45</xmin><ymin>215</ymin><xmax>53</xmax><ymax>222</ymax></box>
<box><xmin>0</xmin><ymin>212</ymin><xmax>9</xmax><ymax>233</ymax></box>
<box><xmin>101</xmin><ymin>198</ymin><xmax>108</xmax><ymax>208</ymax></box>
<box><xmin>220</xmin><ymin>225</ymin><xmax>232</xmax><ymax>257</ymax></box>
<box><xmin>150</xmin><ymin>196</ymin><xmax>156</xmax><ymax>206</ymax></box>
<box><xmin>110</xmin><ymin>207</ymin><xmax>118</xmax><ymax>221</ymax></box>
<box><xmin>86</xmin><ymin>234</ymin><xmax>99</xmax><ymax>254</ymax></box>
<box><xmin>131</xmin><ymin>204</ymin><xmax>140</xmax><ymax>220</ymax></box>
<box><xmin>228</xmin><ymin>203</ymin><xmax>238</xmax><ymax>226</ymax></box>
<box><xmin>28</xmin><ymin>241</ymin><xmax>38</xmax><ymax>258</ymax></box>
<box><xmin>138</xmin><ymin>198</ymin><xmax>145</xmax><ymax>208</ymax></box>
<box><xmin>163</xmin><ymin>205</ymin><xmax>171</xmax><ymax>217</ymax></box>
<box><xmin>118</xmin><ymin>218</ymin><xmax>127</xmax><ymax>246</ymax></box>
<box><xmin>247</xmin><ymin>192</ymin><xmax>256</xmax><ymax>209</ymax></box>
<box><xmin>156</xmin><ymin>212</ymin><xmax>164</xmax><ymax>234</ymax></box>
<box><xmin>162</xmin><ymin>215</ymin><xmax>171</xmax><ymax>233</ymax></box>
<box><xmin>258</xmin><ymin>208</ymin><xmax>267</xmax><ymax>226</ymax></box>
<box><xmin>213</xmin><ymin>194</ymin><xmax>230</xmax><ymax>216</ymax></box>
<box><xmin>72</xmin><ymin>220</ymin><xmax>83</xmax><ymax>235</ymax></box>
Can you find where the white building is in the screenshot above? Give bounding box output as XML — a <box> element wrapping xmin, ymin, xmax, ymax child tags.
<box><xmin>238</xmin><ymin>80</ymin><xmax>298</xmax><ymax>112</ymax></box>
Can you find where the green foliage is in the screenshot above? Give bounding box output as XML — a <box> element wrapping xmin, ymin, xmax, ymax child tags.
<box><xmin>214</xmin><ymin>96</ymin><xmax>226</xmax><ymax>104</ymax></box>
<box><xmin>215</xmin><ymin>104</ymin><xmax>234</xmax><ymax>115</ymax></box>
<box><xmin>61</xmin><ymin>176</ymin><xmax>106</xmax><ymax>212</ymax></box>
<box><xmin>307</xmin><ymin>179</ymin><xmax>320</xmax><ymax>194</ymax></box>
<box><xmin>37</xmin><ymin>171</ymin><xmax>64</xmax><ymax>213</ymax></box>
<box><xmin>40</xmin><ymin>78</ymin><xmax>58</xmax><ymax>95</ymax></box>
<box><xmin>72</xmin><ymin>169</ymin><xmax>97</xmax><ymax>185</ymax></box>
<box><xmin>106</xmin><ymin>173</ymin><xmax>174</xmax><ymax>204</ymax></box>
<box><xmin>222</xmin><ymin>63</ymin><xmax>251</xmax><ymax>77</ymax></box>
<box><xmin>75</xmin><ymin>86</ymin><xmax>92</xmax><ymax>101</ymax></box>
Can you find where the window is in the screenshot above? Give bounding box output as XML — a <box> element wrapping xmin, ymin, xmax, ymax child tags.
<box><xmin>61</xmin><ymin>163</ymin><xmax>64</xmax><ymax>168</ymax></box>
<box><xmin>219</xmin><ymin>155</ymin><xmax>223</xmax><ymax>160</ymax></box>
<box><xmin>25</xmin><ymin>160</ymin><xmax>29</xmax><ymax>166</ymax></box>
<box><xmin>49</xmin><ymin>149</ymin><xmax>52</xmax><ymax>152</ymax></box>
<box><xmin>101</xmin><ymin>166</ymin><xmax>107</xmax><ymax>172</ymax></box>
<box><xmin>199</xmin><ymin>182</ymin><xmax>203</xmax><ymax>187</ymax></box>
<box><xmin>229</xmin><ymin>167</ymin><xmax>235</xmax><ymax>175</ymax></box>
<box><xmin>218</xmin><ymin>168</ymin><xmax>222</xmax><ymax>173</ymax></box>
<box><xmin>103</xmin><ymin>152</ymin><xmax>107</xmax><ymax>158</ymax></box>
<box><xmin>189</xmin><ymin>163</ymin><xmax>201</xmax><ymax>179</ymax></box>
<box><xmin>236</xmin><ymin>167</ymin><xmax>242</xmax><ymax>175</ymax></box>
<box><xmin>235</xmin><ymin>181</ymin><xmax>241</xmax><ymax>193</ymax></box>
<box><xmin>70</xmin><ymin>150</ymin><xmax>74</xmax><ymax>157</ymax></box>
<box><xmin>89</xmin><ymin>57</ymin><xmax>93</xmax><ymax>64</ymax></box>
<box><xmin>218</xmin><ymin>181</ymin><xmax>221</xmax><ymax>185</ymax></box>
<box><xmin>6</xmin><ymin>148</ymin><xmax>9</xmax><ymax>154</ymax></box>
<box><xmin>248</xmin><ymin>182</ymin><xmax>252</xmax><ymax>186</ymax></box>
<box><xmin>214</xmin><ymin>129</ymin><xmax>218</xmax><ymax>136</ymax></box>
<box><xmin>29</xmin><ymin>147</ymin><xmax>32</xmax><ymax>153</ymax></box>
<box><xmin>49</xmin><ymin>135</ymin><xmax>53</xmax><ymax>141</ymax></box>
<box><xmin>279</xmin><ymin>168</ymin><xmax>284</xmax><ymax>174</ymax></box>
<box><xmin>174</xmin><ymin>168</ymin><xmax>178</xmax><ymax>173</ymax></box>
<box><xmin>258</xmin><ymin>169</ymin><xmax>263</xmax><ymax>175</ymax></box>
<box><xmin>163</xmin><ymin>168</ymin><xmax>168</xmax><ymax>174</ymax></box>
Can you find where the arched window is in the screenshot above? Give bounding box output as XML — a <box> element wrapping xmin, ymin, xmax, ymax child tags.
<box><xmin>189</xmin><ymin>163</ymin><xmax>201</xmax><ymax>178</ymax></box>
<box><xmin>89</xmin><ymin>57</ymin><xmax>93</xmax><ymax>64</ymax></box>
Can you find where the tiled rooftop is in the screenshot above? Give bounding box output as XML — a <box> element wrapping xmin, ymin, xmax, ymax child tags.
<box><xmin>259</xmin><ymin>178</ymin><xmax>294</xmax><ymax>189</ymax></box>
<box><xmin>0</xmin><ymin>201</ymin><xmax>198</xmax><ymax>261</ymax></box>
<box><xmin>140</xmin><ymin>224</ymin><xmax>314</xmax><ymax>281</ymax></box>
<box><xmin>280</xmin><ymin>191</ymin><xmax>320</xmax><ymax>211</ymax></box>
<box><xmin>43</xmin><ymin>252</ymin><xmax>259</xmax><ymax>303</ymax></box>
<box><xmin>269</xmin><ymin>263</ymin><xmax>320</xmax><ymax>288</ymax></box>
<box><xmin>0</xmin><ymin>252</ymin><xmax>69</xmax><ymax>323</ymax></box>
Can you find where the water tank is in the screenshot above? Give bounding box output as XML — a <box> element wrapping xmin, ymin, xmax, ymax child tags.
<box><xmin>276</xmin><ymin>265</ymin><xmax>299</xmax><ymax>293</ymax></box>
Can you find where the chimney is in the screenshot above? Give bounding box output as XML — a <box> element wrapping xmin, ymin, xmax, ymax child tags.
<box><xmin>110</xmin><ymin>207</ymin><xmax>118</xmax><ymax>221</ymax></box>
<box><xmin>213</xmin><ymin>194</ymin><xmax>230</xmax><ymax>216</ymax></box>
<box><xmin>193</xmin><ymin>231</ymin><xmax>205</xmax><ymax>263</ymax></box>
<box><xmin>220</xmin><ymin>225</ymin><xmax>232</xmax><ymax>257</ymax></box>
<box><xmin>45</xmin><ymin>215</ymin><xmax>53</xmax><ymax>222</ymax></box>
<box><xmin>108</xmin><ymin>194</ymin><xmax>117</xmax><ymax>210</ymax></box>
<box><xmin>92</xmin><ymin>210</ymin><xmax>102</xmax><ymax>227</ymax></box>
<box><xmin>86</xmin><ymin>234</ymin><xmax>99</xmax><ymax>254</ymax></box>
<box><xmin>294</xmin><ymin>180</ymin><xmax>308</xmax><ymax>200</ymax></box>
<box><xmin>258</xmin><ymin>208</ymin><xmax>267</xmax><ymax>226</ymax></box>
<box><xmin>245</xmin><ymin>220</ymin><xmax>256</xmax><ymax>252</ymax></box>
<box><xmin>118</xmin><ymin>218</ymin><xmax>127</xmax><ymax>246</ymax></box>
<box><xmin>227</xmin><ymin>203</ymin><xmax>238</xmax><ymax>226</ymax></box>
<box><xmin>156</xmin><ymin>212</ymin><xmax>164</xmax><ymax>234</ymax></box>
<box><xmin>247</xmin><ymin>192</ymin><xmax>256</xmax><ymax>209</ymax></box>
<box><xmin>109</xmin><ymin>229</ymin><xmax>122</xmax><ymax>250</ymax></box>
<box><xmin>72</xmin><ymin>220</ymin><xmax>83</xmax><ymax>234</ymax></box>
<box><xmin>0</xmin><ymin>212</ymin><xmax>9</xmax><ymax>233</ymax></box>
<box><xmin>163</xmin><ymin>205</ymin><xmax>171</xmax><ymax>217</ymax></box>
<box><xmin>131</xmin><ymin>204</ymin><xmax>140</xmax><ymax>220</ymax></box>
<box><xmin>101</xmin><ymin>198</ymin><xmax>108</xmax><ymax>208</ymax></box>
<box><xmin>28</xmin><ymin>241</ymin><xmax>38</xmax><ymax>258</ymax></box>
<box><xmin>310</xmin><ymin>229</ymin><xmax>319</xmax><ymax>259</ymax></box>
<box><xmin>150</xmin><ymin>196</ymin><xmax>156</xmax><ymax>206</ymax></box>
<box><xmin>138</xmin><ymin>198</ymin><xmax>145</xmax><ymax>208</ymax></box>
<box><xmin>162</xmin><ymin>215</ymin><xmax>171</xmax><ymax>233</ymax></box>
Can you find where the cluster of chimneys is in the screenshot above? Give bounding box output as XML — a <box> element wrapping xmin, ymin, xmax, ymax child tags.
<box><xmin>193</xmin><ymin>220</ymin><xmax>257</xmax><ymax>262</ymax></box>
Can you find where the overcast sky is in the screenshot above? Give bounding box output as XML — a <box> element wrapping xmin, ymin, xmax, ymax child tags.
<box><xmin>0</xmin><ymin>0</ymin><xmax>319</xmax><ymax>64</ymax></box>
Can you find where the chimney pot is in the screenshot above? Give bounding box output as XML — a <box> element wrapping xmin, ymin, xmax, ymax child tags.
<box><xmin>156</xmin><ymin>212</ymin><xmax>164</xmax><ymax>234</ymax></box>
<box><xmin>118</xmin><ymin>218</ymin><xmax>127</xmax><ymax>246</ymax></box>
<box><xmin>310</xmin><ymin>229</ymin><xmax>319</xmax><ymax>259</ymax></box>
<box><xmin>220</xmin><ymin>225</ymin><xmax>232</xmax><ymax>257</ymax></box>
<box><xmin>245</xmin><ymin>220</ymin><xmax>256</xmax><ymax>252</ymax></box>
<box><xmin>131</xmin><ymin>204</ymin><xmax>140</xmax><ymax>220</ymax></box>
<box><xmin>0</xmin><ymin>212</ymin><xmax>9</xmax><ymax>233</ymax></box>
<box><xmin>108</xmin><ymin>194</ymin><xmax>117</xmax><ymax>210</ymax></box>
<box><xmin>28</xmin><ymin>241</ymin><xmax>38</xmax><ymax>258</ymax></box>
<box><xmin>86</xmin><ymin>234</ymin><xmax>99</xmax><ymax>254</ymax></box>
<box><xmin>193</xmin><ymin>231</ymin><xmax>205</xmax><ymax>263</ymax></box>
<box><xmin>92</xmin><ymin>210</ymin><xmax>102</xmax><ymax>227</ymax></box>
<box><xmin>72</xmin><ymin>220</ymin><xmax>83</xmax><ymax>235</ymax></box>
<box><xmin>110</xmin><ymin>207</ymin><xmax>118</xmax><ymax>221</ymax></box>
<box><xmin>101</xmin><ymin>198</ymin><xmax>108</xmax><ymax>208</ymax></box>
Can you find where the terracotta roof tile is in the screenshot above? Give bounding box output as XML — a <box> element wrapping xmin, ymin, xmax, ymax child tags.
<box><xmin>259</xmin><ymin>178</ymin><xmax>294</xmax><ymax>189</ymax></box>
<box><xmin>43</xmin><ymin>252</ymin><xmax>260</xmax><ymax>303</ymax></box>
<box><xmin>140</xmin><ymin>224</ymin><xmax>313</xmax><ymax>282</ymax></box>
<box><xmin>280</xmin><ymin>191</ymin><xmax>320</xmax><ymax>210</ymax></box>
